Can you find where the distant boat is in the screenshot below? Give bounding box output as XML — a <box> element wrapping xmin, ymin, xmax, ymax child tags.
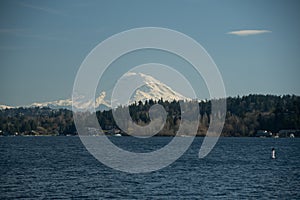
<box><xmin>290</xmin><ymin>133</ymin><xmax>295</xmax><ymax>138</ymax></box>
<box><xmin>114</xmin><ymin>133</ymin><xmax>122</xmax><ymax>137</ymax></box>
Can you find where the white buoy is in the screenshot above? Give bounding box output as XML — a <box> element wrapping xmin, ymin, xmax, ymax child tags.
<box><xmin>271</xmin><ymin>148</ymin><xmax>276</xmax><ymax>159</ymax></box>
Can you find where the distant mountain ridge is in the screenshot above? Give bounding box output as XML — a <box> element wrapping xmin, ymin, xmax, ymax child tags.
<box><xmin>0</xmin><ymin>105</ymin><xmax>14</xmax><ymax>110</ymax></box>
<box><xmin>1</xmin><ymin>72</ymin><xmax>189</xmax><ymax>110</ymax></box>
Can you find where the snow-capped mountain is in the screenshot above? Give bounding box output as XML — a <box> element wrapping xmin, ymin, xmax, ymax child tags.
<box><xmin>121</xmin><ymin>72</ymin><xmax>188</xmax><ymax>104</ymax></box>
<box><xmin>30</xmin><ymin>99</ymin><xmax>73</xmax><ymax>109</ymax></box>
<box><xmin>1</xmin><ymin>72</ymin><xmax>189</xmax><ymax>110</ymax></box>
<box><xmin>0</xmin><ymin>105</ymin><xmax>14</xmax><ymax>110</ymax></box>
<box><xmin>28</xmin><ymin>91</ymin><xmax>110</xmax><ymax>110</ymax></box>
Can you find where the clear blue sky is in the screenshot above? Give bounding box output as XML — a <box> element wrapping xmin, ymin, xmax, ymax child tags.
<box><xmin>1</xmin><ymin>0</ymin><xmax>300</xmax><ymax>106</ymax></box>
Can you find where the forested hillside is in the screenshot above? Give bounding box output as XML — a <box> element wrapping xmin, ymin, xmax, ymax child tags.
<box><xmin>0</xmin><ymin>94</ymin><xmax>299</xmax><ymax>137</ymax></box>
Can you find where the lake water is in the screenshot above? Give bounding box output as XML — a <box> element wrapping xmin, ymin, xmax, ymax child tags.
<box><xmin>1</xmin><ymin>136</ymin><xmax>299</xmax><ymax>199</ymax></box>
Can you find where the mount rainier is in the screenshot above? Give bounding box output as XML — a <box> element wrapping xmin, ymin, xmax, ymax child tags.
<box><xmin>1</xmin><ymin>72</ymin><xmax>190</xmax><ymax>110</ymax></box>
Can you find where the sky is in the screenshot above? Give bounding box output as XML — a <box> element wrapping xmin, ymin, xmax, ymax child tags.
<box><xmin>0</xmin><ymin>0</ymin><xmax>300</xmax><ymax>106</ymax></box>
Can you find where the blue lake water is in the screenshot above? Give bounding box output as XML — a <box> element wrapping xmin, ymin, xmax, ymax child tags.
<box><xmin>1</xmin><ymin>136</ymin><xmax>299</xmax><ymax>199</ymax></box>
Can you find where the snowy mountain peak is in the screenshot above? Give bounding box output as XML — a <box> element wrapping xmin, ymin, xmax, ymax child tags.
<box><xmin>123</xmin><ymin>72</ymin><xmax>162</xmax><ymax>85</ymax></box>
<box><xmin>0</xmin><ymin>105</ymin><xmax>14</xmax><ymax>110</ymax></box>
<box><xmin>3</xmin><ymin>73</ymin><xmax>189</xmax><ymax>110</ymax></box>
<box><xmin>110</xmin><ymin>72</ymin><xmax>189</xmax><ymax>106</ymax></box>
<box><xmin>125</xmin><ymin>72</ymin><xmax>188</xmax><ymax>103</ymax></box>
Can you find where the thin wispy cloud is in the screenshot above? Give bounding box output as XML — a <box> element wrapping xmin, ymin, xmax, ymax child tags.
<box><xmin>227</xmin><ymin>30</ymin><xmax>271</xmax><ymax>36</ymax></box>
<box><xmin>18</xmin><ymin>2</ymin><xmax>66</xmax><ymax>16</ymax></box>
<box><xmin>0</xmin><ymin>28</ymin><xmax>73</xmax><ymax>51</ymax></box>
<box><xmin>0</xmin><ymin>29</ymin><xmax>25</xmax><ymax>34</ymax></box>
<box><xmin>0</xmin><ymin>45</ymin><xmax>32</xmax><ymax>51</ymax></box>
<box><xmin>0</xmin><ymin>28</ymin><xmax>58</xmax><ymax>40</ymax></box>
<box><xmin>21</xmin><ymin>33</ymin><xmax>66</xmax><ymax>41</ymax></box>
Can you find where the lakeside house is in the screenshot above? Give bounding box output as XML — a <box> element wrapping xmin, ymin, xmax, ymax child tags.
<box><xmin>256</xmin><ymin>129</ymin><xmax>299</xmax><ymax>138</ymax></box>
<box><xmin>256</xmin><ymin>130</ymin><xmax>272</xmax><ymax>137</ymax></box>
<box><xmin>278</xmin><ymin>129</ymin><xmax>300</xmax><ymax>137</ymax></box>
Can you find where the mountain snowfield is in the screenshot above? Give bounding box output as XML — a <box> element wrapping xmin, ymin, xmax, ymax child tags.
<box><xmin>1</xmin><ymin>72</ymin><xmax>190</xmax><ymax>110</ymax></box>
<box><xmin>117</xmin><ymin>72</ymin><xmax>188</xmax><ymax>104</ymax></box>
<box><xmin>0</xmin><ymin>105</ymin><xmax>14</xmax><ymax>110</ymax></box>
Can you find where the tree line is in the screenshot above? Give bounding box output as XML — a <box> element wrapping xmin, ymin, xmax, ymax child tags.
<box><xmin>0</xmin><ymin>94</ymin><xmax>299</xmax><ymax>136</ymax></box>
